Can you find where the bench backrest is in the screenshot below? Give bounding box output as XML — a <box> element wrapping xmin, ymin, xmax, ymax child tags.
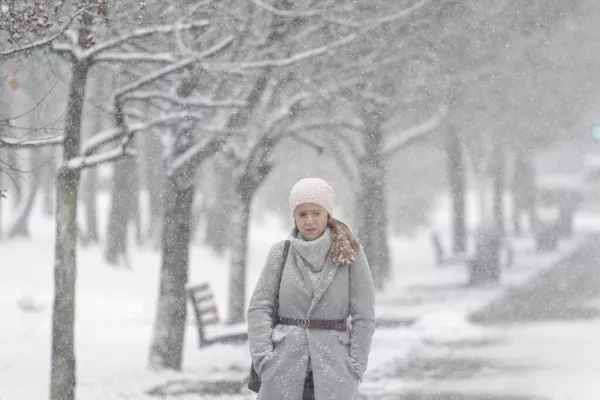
<box><xmin>187</xmin><ymin>283</ymin><xmax>219</xmax><ymax>347</ymax></box>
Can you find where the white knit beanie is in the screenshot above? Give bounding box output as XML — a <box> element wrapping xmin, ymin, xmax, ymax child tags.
<box><xmin>289</xmin><ymin>178</ymin><xmax>334</xmax><ymax>215</ymax></box>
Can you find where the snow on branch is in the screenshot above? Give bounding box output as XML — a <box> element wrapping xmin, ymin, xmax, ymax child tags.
<box><xmin>0</xmin><ymin>5</ymin><xmax>94</xmax><ymax>60</ymax></box>
<box><xmin>81</xmin><ymin>112</ymin><xmax>239</xmax><ymax>156</ymax></box>
<box><xmin>114</xmin><ymin>36</ymin><xmax>235</xmax><ymax>97</ymax></box>
<box><xmin>282</xmin><ymin>121</ymin><xmax>362</xmax><ymax>160</ymax></box>
<box><xmin>211</xmin><ymin>32</ymin><xmax>359</xmax><ymax>71</ymax></box>
<box><xmin>66</xmin><ymin>146</ymin><xmax>136</xmax><ymax>171</ymax></box>
<box><xmin>263</xmin><ymin>92</ymin><xmax>310</xmax><ymax>133</ymax></box>
<box><xmin>122</xmin><ymin>92</ymin><xmax>246</xmax><ymax>108</ymax></box>
<box><xmin>382</xmin><ymin>105</ymin><xmax>448</xmax><ymax>159</ymax></box>
<box><xmin>284</xmin><ymin>119</ymin><xmax>364</xmax><ymax>135</ymax></box>
<box><xmin>115</xmin><ymin>57</ymin><xmax>197</xmax><ymax>98</ymax></box>
<box><xmin>326</xmin><ymin>0</ymin><xmax>433</xmax><ymax>28</ymax></box>
<box><xmin>213</xmin><ymin>0</ymin><xmax>430</xmax><ymax>73</ymax></box>
<box><xmin>245</xmin><ymin>0</ymin><xmax>324</xmax><ymax>17</ymax></box>
<box><xmin>169</xmin><ymin>135</ymin><xmax>227</xmax><ymax>178</ymax></box>
<box><xmin>83</xmin><ymin>21</ymin><xmax>211</xmax><ymax>58</ymax></box>
<box><xmin>144</xmin><ymin>112</ymin><xmax>230</xmax><ymax>130</ymax></box>
<box><xmin>374</xmin><ymin>0</ymin><xmax>433</xmax><ymax>25</ymax></box>
<box><xmin>0</xmin><ymin>135</ymin><xmax>64</xmax><ymax>148</ymax></box>
<box><xmin>93</xmin><ymin>52</ymin><xmax>178</xmax><ymax>63</ymax></box>
<box><xmin>81</xmin><ymin>127</ymin><xmax>124</xmax><ymax>156</ymax></box>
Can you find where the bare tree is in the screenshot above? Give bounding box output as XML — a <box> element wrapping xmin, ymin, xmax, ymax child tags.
<box><xmin>2</xmin><ymin>1</ymin><xmax>227</xmax><ymax>397</ymax></box>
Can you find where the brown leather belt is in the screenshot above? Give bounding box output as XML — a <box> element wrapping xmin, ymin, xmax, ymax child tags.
<box><xmin>278</xmin><ymin>317</ymin><xmax>346</xmax><ymax>332</ymax></box>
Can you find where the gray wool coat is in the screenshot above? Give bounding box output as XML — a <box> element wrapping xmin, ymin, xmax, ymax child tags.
<box><xmin>247</xmin><ymin>238</ymin><xmax>376</xmax><ymax>400</ymax></box>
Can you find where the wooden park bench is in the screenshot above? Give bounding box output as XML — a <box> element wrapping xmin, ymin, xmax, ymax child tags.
<box><xmin>187</xmin><ymin>283</ymin><xmax>248</xmax><ymax>348</ymax></box>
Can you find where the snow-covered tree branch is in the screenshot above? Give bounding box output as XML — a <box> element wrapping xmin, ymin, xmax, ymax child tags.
<box><xmin>113</xmin><ymin>37</ymin><xmax>235</xmax><ymax>98</ymax></box>
<box><xmin>122</xmin><ymin>92</ymin><xmax>245</xmax><ymax>109</ymax></box>
<box><xmin>66</xmin><ymin>146</ymin><xmax>136</xmax><ymax>171</ymax></box>
<box><xmin>0</xmin><ymin>135</ymin><xmax>64</xmax><ymax>149</ymax></box>
<box><xmin>382</xmin><ymin>106</ymin><xmax>448</xmax><ymax>159</ymax></box>
<box><xmin>83</xmin><ymin>21</ymin><xmax>211</xmax><ymax>59</ymax></box>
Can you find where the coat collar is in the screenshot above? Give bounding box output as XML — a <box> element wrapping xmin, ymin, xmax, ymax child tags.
<box><xmin>288</xmin><ymin>228</ymin><xmax>332</xmax><ymax>273</ymax></box>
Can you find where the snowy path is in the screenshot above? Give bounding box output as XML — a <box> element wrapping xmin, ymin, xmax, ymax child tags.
<box><xmin>362</xmin><ymin>235</ymin><xmax>600</xmax><ymax>400</ymax></box>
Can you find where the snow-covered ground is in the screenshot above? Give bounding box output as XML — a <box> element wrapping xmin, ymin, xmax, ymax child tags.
<box><xmin>432</xmin><ymin>319</ymin><xmax>600</xmax><ymax>400</ymax></box>
<box><xmin>1</xmin><ymin>194</ymin><xmax>598</xmax><ymax>399</ymax></box>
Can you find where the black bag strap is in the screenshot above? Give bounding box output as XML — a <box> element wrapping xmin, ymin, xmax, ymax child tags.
<box><xmin>272</xmin><ymin>240</ymin><xmax>290</xmax><ymax>324</ymax></box>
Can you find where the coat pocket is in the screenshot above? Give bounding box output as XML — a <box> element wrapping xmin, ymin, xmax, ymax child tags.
<box><xmin>271</xmin><ymin>324</ymin><xmax>291</xmax><ymax>343</ymax></box>
<box><xmin>336</xmin><ymin>330</ymin><xmax>351</xmax><ymax>346</ymax></box>
<box><xmin>337</xmin><ymin>330</ymin><xmax>351</xmax><ymax>361</ymax></box>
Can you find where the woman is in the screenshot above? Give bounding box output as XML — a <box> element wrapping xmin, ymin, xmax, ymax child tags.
<box><xmin>247</xmin><ymin>178</ymin><xmax>376</xmax><ymax>400</ymax></box>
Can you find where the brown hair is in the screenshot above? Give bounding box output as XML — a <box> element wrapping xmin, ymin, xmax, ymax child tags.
<box><xmin>328</xmin><ymin>218</ymin><xmax>360</xmax><ymax>265</ymax></box>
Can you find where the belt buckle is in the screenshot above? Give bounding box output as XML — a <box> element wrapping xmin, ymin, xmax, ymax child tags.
<box><xmin>297</xmin><ymin>318</ymin><xmax>310</xmax><ymax>328</ymax></box>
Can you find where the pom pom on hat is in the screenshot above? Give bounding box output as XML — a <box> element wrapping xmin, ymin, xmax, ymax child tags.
<box><xmin>289</xmin><ymin>178</ymin><xmax>334</xmax><ymax>215</ymax></box>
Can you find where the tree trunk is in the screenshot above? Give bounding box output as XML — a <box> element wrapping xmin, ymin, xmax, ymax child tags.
<box><xmin>132</xmin><ymin>158</ymin><xmax>142</xmax><ymax>245</ymax></box>
<box><xmin>445</xmin><ymin>122</ymin><xmax>467</xmax><ymax>254</ymax></box>
<box><xmin>492</xmin><ymin>148</ymin><xmax>505</xmax><ymax>234</ymax></box>
<box><xmin>6</xmin><ymin>163</ymin><xmax>38</xmax><ymax>238</ymax></box>
<box><xmin>42</xmin><ymin>148</ymin><xmax>56</xmax><ymax>217</ymax></box>
<box><xmin>104</xmin><ymin>155</ymin><xmax>136</xmax><ymax>266</ymax></box>
<box><xmin>204</xmin><ymin>162</ymin><xmax>234</xmax><ymax>253</ymax></box>
<box><xmin>148</xmin><ymin>176</ymin><xmax>194</xmax><ymax>370</ymax></box>
<box><xmin>227</xmin><ymin>185</ymin><xmax>252</xmax><ymax>324</ymax></box>
<box><xmin>358</xmin><ymin>122</ymin><xmax>389</xmax><ymax>291</ymax></box>
<box><xmin>140</xmin><ymin>132</ymin><xmax>165</xmax><ymax>245</ymax></box>
<box><xmin>82</xmin><ymin>168</ymin><xmax>99</xmax><ymax>243</ymax></box>
<box><xmin>50</xmin><ymin>57</ymin><xmax>89</xmax><ymax>400</ymax></box>
<box><xmin>7</xmin><ymin>149</ymin><xmax>22</xmax><ymax>206</ymax></box>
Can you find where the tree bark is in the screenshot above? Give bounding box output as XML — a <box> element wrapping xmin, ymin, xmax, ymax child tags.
<box><xmin>227</xmin><ymin>185</ymin><xmax>253</xmax><ymax>324</ymax></box>
<box><xmin>357</xmin><ymin>123</ymin><xmax>389</xmax><ymax>291</ymax></box>
<box><xmin>148</xmin><ymin>175</ymin><xmax>194</xmax><ymax>370</ymax></box>
<box><xmin>82</xmin><ymin>168</ymin><xmax>99</xmax><ymax>243</ymax></box>
<box><xmin>204</xmin><ymin>162</ymin><xmax>234</xmax><ymax>253</ymax></box>
<box><xmin>445</xmin><ymin>121</ymin><xmax>467</xmax><ymax>254</ymax></box>
<box><xmin>7</xmin><ymin>149</ymin><xmax>39</xmax><ymax>237</ymax></box>
<box><xmin>42</xmin><ymin>148</ymin><xmax>56</xmax><ymax>217</ymax></box>
<box><xmin>7</xmin><ymin>149</ymin><xmax>22</xmax><ymax>206</ymax></box>
<box><xmin>104</xmin><ymin>155</ymin><xmax>136</xmax><ymax>266</ymax></box>
<box><xmin>7</xmin><ymin>175</ymin><xmax>38</xmax><ymax>237</ymax></box>
<box><xmin>50</xmin><ymin>57</ymin><xmax>89</xmax><ymax>400</ymax></box>
<box><xmin>140</xmin><ymin>132</ymin><xmax>165</xmax><ymax>245</ymax></box>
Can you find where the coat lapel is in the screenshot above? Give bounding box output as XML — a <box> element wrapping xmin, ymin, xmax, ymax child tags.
<box><xmin>292</xmin><ymin>251</ymin><xmax>314</xmax><ymax>298</ymax></box>
<box><xmin>307</xmin><ymin>260</ymin><xmax>339</xmax><ymax>316</ymax></box>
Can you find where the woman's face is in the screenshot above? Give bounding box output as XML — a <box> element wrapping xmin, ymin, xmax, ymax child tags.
<box><xmin>294</xmin><ymin>203</ymin><xmax>329</xmax><ymax>241</ymax></box>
